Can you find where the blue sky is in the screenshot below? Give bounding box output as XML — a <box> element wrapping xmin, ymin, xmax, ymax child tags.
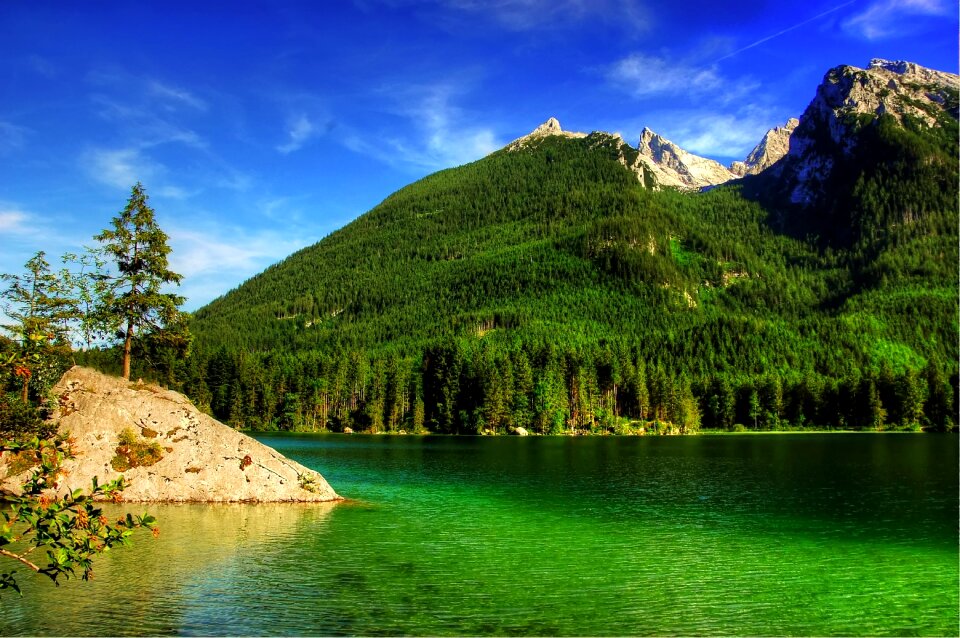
<box><xmin>1</xmin><ymin>0</ymin><xmax>956</xmax><ymax>310</ymax></box>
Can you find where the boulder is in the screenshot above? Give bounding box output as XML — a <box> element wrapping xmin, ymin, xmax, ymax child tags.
<box><xmin>0</xmin><ymin>367</ymin><xmax>341</xmax><ymax>503</ymax></box>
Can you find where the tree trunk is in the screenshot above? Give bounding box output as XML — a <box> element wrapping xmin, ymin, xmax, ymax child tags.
<box><xmin>21</xmin><ymin>378</ymin><xmax>29</xmax><ymax>404</ymax></box>
<box><xmin>122</xmin><ymin>320</ymin><xmax>134</xmax><ymax>380</ymax></box>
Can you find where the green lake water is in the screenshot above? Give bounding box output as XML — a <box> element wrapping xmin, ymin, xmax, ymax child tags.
<box><xmin>3</xmin><ymin>433</ymin><xmax>957</xmax><ymax>636</ymax></box>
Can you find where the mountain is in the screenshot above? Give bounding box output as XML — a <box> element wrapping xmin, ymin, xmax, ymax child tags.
<box><xmin>766</xmin><ymin>58</ymin><xmax>959</xmax><ymax>208</ymax></box>
<box><xmin>635</xmin><ymin>127</ymin><xmax>737</xmax><ymax>189</ymax></box>
<box><xmin>173</xmin><ymin>59</ymin><xmax>958</xmax><ymax>435</ymax></box>
<box><xmin>747</xmin><ymin>58</ymin><xmax>959</xmax><ymax>249</ymax></box>
<box><xmin>730</xmin><ymin>118</ymin><xmax>799</xmax><ymax>177</ymax></box>
<box><xmin>506</xmin><ymin>119</ymin><xmax>783</xmax><ymax>191</ymax></box>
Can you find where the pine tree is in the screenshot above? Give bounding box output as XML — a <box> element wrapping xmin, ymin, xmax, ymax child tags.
<box><xmin>94</xmin><ymin>183</ymin><xmax>186</xmax><ymax>380</ymax></box>
<box><xmin>1</xmin><ymin>251</ymin><xmax>79</xmax><ymax>402</ymax></box>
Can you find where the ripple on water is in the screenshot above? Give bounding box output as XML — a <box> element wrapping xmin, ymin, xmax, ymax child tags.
<box><xmin>1</xmin><ymin>434</ymin><xmax>957</xmax><ymax>636</ymax></box>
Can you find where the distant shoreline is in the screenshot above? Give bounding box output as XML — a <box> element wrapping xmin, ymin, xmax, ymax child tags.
<box><xmin>246</xmin><ymin>427</ymin><xmax>953</xmax><ymax>437</ymax></box>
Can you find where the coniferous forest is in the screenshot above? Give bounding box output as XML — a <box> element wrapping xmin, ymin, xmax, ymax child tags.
<box><xmin>73</xmin><ymin>103</ymin><xmax>958</xmax><ymax>435</ymax></box>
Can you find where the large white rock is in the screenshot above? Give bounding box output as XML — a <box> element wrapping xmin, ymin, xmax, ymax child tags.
<box><xmin>1</xmin><ymin>367</ymin><xmax>341</xmax><ymax>503</ymax></box>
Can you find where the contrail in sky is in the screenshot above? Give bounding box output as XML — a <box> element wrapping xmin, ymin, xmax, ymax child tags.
<box><xmin>716</xmin><ymin>0</ymin><xmax>858</xmax><ymax>62</ymax></box>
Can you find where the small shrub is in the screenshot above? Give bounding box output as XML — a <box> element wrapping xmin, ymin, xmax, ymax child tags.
<box><xmin>111</xmin><ymin>427</ymin><xmax>164</xmax><ymax>472</ymax></box>
<box><xmin>298</xmin><ymin>473</ymin><xmax>319</xmax><ymax>493</ymax></box>
<box><xmin>3</xmin><ymin>450</ymin><xmax>38</xmax><ymax>478</ymax></box>
<box><xmin>0</xmin><ymin>393</ymin><xmax>55</xmax><ymax>439</ymax></box>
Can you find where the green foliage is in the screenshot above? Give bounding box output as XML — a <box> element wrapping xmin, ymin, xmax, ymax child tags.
<box><xmin>0</xmin><ymin>436</ymin><xmax>157</xmax><ymax>594</ymax></box>
<box><xmin>165</xmin><ymin>118</ymin><xmax>960</xmax><ymax>434</ymax></box>
<box><xmin>298</xmin><ymin>473</ymin><xmax>319</xmax><ymax>493</ymax></box>
<box><xmin>0</xmin><ymin>393</ymin><xmax>56</xmax><ymax>440</ymax></box>
<box><xmin>1</xmin><ymin>252</ymin><xmax>79</xmax><ymax>403</ymax></box>
<box><xmin>110</xmin><ymin>428</ymin><xmax>164</xmax><ymax>472</ymax></box>
<box><xmin>94</xmin><ymin>183</ymin><xmax>188</xmax><ymax>380</ymax></box>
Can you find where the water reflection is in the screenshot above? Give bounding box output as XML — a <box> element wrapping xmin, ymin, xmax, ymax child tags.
<box><xmin>1</xmin><ymin>502</ymin><xmax>338</xmax><ymax>636</ymax></box>
<box><xmin>2</xmin><ymin>434</ymin><xmax>957</xmax><ymax>636</ymax></box>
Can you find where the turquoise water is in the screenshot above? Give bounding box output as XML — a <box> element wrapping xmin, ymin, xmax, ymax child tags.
<box><xmin>3</xmin><ymin>434</ymin><xmax>957</xmax><ymax>636</ymax></box>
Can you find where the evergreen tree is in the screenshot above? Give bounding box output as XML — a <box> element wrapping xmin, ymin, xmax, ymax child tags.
<box><xmin>94</xmin><ymin>183</ymin><xmax>187</xmax><ymax>380</ymax></box>
<box><xmin>1</xmin><ymin>251</ymin><xmax>78</xmax><ymax>403</ymax></box>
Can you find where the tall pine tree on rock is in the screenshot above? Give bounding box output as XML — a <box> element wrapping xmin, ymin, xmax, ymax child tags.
<box><xmin>95</xmin><ymin>183</ymin><xmax>186</xmax><ymax>380</ymax></box>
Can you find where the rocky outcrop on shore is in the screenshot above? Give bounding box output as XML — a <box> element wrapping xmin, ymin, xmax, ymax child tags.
<box><xmin>0</xmin><ymin>367</ymin><xmax>341</xmax><ymax>503</ymax></box>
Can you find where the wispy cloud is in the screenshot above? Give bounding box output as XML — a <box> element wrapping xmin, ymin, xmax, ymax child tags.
<box><xmin>277</xmin><ymin>114</ymin><xmax>322</xmax><ymax>154</ymax></box>
<box><xmin>0</xmin><ymin>208</ymin><xmax>31</xmax><ymax>234</ymax></box>
<box><xmin>26</xmin><ymin>54</ymin><xmax>57</xmax><ymax>78</ymax></box>
<box><xmin>155</xmin><ymin>185</ymin><xmax>194</xmax><ymax>199</ymax></box>
<box><xmin>0</xmin><ymin>204</ymin><xmax>77</xmax><ymax>261</ymax></box>
<box><xmin>607</xmin><ymin>54</ymin><xmax>722</xmax><ymax>98</ymax></box>
<box><xmin>716</xmin><ymin>1</ymin><xmax>857</xmax><ymax>62</ymax></box>
<box><xmin>167</xmin><ymin>224</ymin><xmax>320</xmax><ymax>308</ymax></box>
<box><xmin>843</xmin><ymin>0</ymin><xmax>952</xmax><ymax>39</ymax></box>
<box><xmin>82</xmin><ymin>147</ymin><xmax>165</xmax><ymax>190</ymax></box>
<box><xmin>363</xmin><ymin>0</ymin><xmax>649</xmax><ymax>32</ymax></box>
<box><xmin>344</xmin><ymin>83</ymin><xmax>502</xmax><ymax>171</ymax></box>
<box><xmin>605</xmin><ymin>53</ymin><xmax>760</xmax><ymax>106</ymax></box>
<box><xmin>148</xmin><ymin>80</ymin><xmax>208</xmax><ymax>111</ymax></box>
<box><xmin>669</xmin><ymin>110</ymin><xmax>779</xmax><ymax>159</ymax></box>
<box><xmin>444</xmin><ymin>0</ymin><xmax>648</xmax><ymax>31</ymax></box>
<box><xmin>0</xmin><ymin>121</ymin><xmax>29</xmax><ymax>153</ymax></box>
<box><xmin>91</xmin><ymin>94</ymin><xmax>207</xmax><ymax>150</ymax></box>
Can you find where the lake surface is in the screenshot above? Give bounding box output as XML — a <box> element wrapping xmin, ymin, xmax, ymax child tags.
<box><xmin>3</xmin><ymin>433</ymin><xmax>957</xmax><ymax>636</ymax></box>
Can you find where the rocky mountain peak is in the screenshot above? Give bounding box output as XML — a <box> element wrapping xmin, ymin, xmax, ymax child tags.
<box><xmin>730</xmin><ymin>118</ymin><xmax>799</xmax><ymax>177</ymax></box>
<box><xmin>868</xmin><ymin>58</ymin><xmax>959</xmax><ymax>87</ymax></box>
<box><xmin>533</xmin><ymin>117</ymin><xmax>563</xmax><ymax>135</ymax></box>
<box><xmin>779</xmin><ymin>58</ymin><xmax>958</xmax><ymax>204</ymax></box>
<box><xmin>506</xmin><ymin>116</ymin><xmax>587</xmax><ymax>151</ymax></box>
<box><xmin>635</xmin><ymin>128</ymin><xmax>736</xmax><ymax>190</ymax></box>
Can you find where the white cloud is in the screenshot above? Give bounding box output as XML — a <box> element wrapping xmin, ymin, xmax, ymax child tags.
<box><xmin>90</xmin><ymin>94</ymin><xmax>207</xmax><ymax>150</ymax></box>
<box><xmin>383</xmin><ymin>0</ymin><xmax>649</xmax><ymax>32</ymax></box>
<box><xmin>344</xmin><ymin>83</ymin><xmax>502</xmax><ymax>172</ymax></box>
<box><xmin>670</xmin><ymin>112</ymin><xmax>776</xmax><ymax>159</ymax></box>
<box><xmin>0</xmin><ymin>208</ymin><xmax>30</xmax><ymax>234</ymax></box>
<box><xmin>167</xmin><ymin>225</ymin><xmax>319</xmax><ymax>309</ymax></box>
<box><xmin>606</xmin><ymin>54</ymin><xmax>724</xmax><ymax>98</ymax></box>
<box><xmin>84</xmin><ymin>147</ymin><xmax>160</xmax><ymax>190</ymax></box>
<box><xmin>0</xmin><ymin>121</ymin><xmax>28</xmax><ymax>153</ymax></box>
<box><xmin>844</xmin><ymin>0</ymin><xmax>951</xmax><ymax>39</ymax></box>
<box><xmin>277</xmin><ymin>114</ymin><xmax>319</xmax><ymax>154</ymax></box>
<box><xmin>155</xmin><ymin>185</ymin><xmax>194</xmax><ymax>199</ymax></box>
<box><xmin>605</xmin><ymin>53</ymin><xmax>762</xmax><ymax>109</ymax></box>
<box><xmin>82</xmin><ymin>147</ymin><xmax>193</xmax><ymax>200</ymax></box>
<box><xmin>148</xmin><ymin>81</ymin><xmax>208</xmax><ymax>111</ymax></box>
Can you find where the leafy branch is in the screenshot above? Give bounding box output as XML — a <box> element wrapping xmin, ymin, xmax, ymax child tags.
<box><xmin>0</xmin><ymin>436</ymin><xmax>157</xmax><ymax>595</ymax></box>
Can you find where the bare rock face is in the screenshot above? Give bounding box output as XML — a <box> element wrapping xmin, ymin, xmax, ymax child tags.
<box><xmin>730</xmin><ymin>118</ymin><xmax>799</xmax><ymax>177</ymax></box>
<box><xmin>505</xmin><ymin>116</ymin><xmax>587</xmax><ymax>151</ymax></box>
<box><xmin>635</xmin><ymin>127</ymin><xmax>737</xmax><ymax>190</ymax></box>
<box><xmin>1</xmin><ymin>367</ymin><xmax>341</xmax><ymax>502</ymax></box>
<box><xmin>780</xmin><ymin>59</ymin><xmax>958</xmax><ymax>204</ymax></box>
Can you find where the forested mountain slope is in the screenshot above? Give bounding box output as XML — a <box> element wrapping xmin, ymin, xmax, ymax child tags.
<box><xmin>173</xmin><ymin>60</ymin><xmax>957</xmax><ymax>434</ymax></box>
